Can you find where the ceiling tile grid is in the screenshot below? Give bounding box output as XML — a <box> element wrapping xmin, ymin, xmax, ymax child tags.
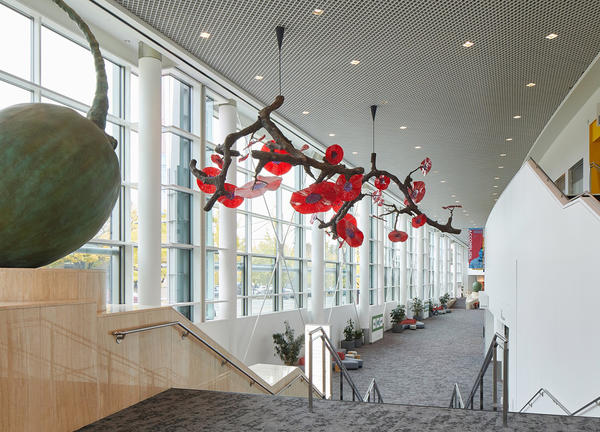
<box><xmin>115</xmin><ymin>0</ymin><xmax>600</xmax><ymax>234</ymax></box>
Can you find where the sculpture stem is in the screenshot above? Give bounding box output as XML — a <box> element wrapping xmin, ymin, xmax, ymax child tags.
<box><xmin>51</xmin><ymin>0</ymin><xmax>109</xmax><ymax>133</ymax></box>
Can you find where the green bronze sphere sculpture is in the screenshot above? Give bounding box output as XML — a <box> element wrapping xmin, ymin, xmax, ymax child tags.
<box><xmin>0</xmin><ymin>0</ymin><xmax>120</xmax><ymax>268</ymax></box>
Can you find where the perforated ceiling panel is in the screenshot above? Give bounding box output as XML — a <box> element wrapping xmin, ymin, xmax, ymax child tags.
<box><xmin>115</xmin><ymin>0</ymin><xmax>600</xmax><ymax>236</ymax></box>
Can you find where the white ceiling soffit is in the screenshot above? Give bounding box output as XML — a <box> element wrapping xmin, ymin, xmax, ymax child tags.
<box><xmin>113</xmin><ymin>0</ymin><xmax>600</xmax><ymax>236</ymax></box>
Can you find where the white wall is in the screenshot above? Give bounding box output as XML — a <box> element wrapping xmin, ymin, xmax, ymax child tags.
<box><xmin>485</xmin><ymin>159</ymin><xmax>600</xmax><ymax>416</ymax></box>
<box><xmin>197</xmin><ymin>302</ymin><xmax>400</xmax><ymax>366</ymax></box>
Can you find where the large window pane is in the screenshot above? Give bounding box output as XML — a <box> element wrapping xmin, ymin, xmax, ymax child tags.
<box><xmin>46</xmin><ymin>244</ymin><xmax>120</xmax><ymax>304</ymax></box>
<box><xmin>162</xmin><ymin>133</ymin><xmax>191</xmax><ymax>187</ymax></box>
<box><xmin>281</xmin><ymin>259</ymin><xmax>300</xmax><ymax>311</ymax></box>
<box><xmin>162</xmin><ymin>75</ymin><xmax>191</xmax><ymax>131</ymax></box>
<box><xmin>41</xmin><ymin>27</ymin><xmax>120</xmax><ymax>115</ymax></box>
<box><xmin>0</xmin><ymin>80</ymin><xmax>31</xmax><ymax>110</ymax></box>
<box><xmin>325</xmin><ymin>262</ymin><xmax>337</xmax><ymax>308</ymax></box>
<box><xmin>252</xmin><ymin>217</ymin><xmax>276</xmax><ymax>255</ymax></box>
<box><xmin>162</xmin><ymin>190</ymin><xmax>191</xmax><ymax>244</ymax></box>
<box><xmin>0</xmin><ymin>4</ymin><xmax>31</xmax><ymax>80</ymax></box>
<box><xmin>250</xmin><ymin>257</ymin><xmax>276</xmax><ymax>315</ymax></box>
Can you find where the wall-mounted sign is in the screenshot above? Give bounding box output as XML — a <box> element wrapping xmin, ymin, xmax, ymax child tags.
<box><xmin>469</xmin><ymin>228</ymin><xmax>484</xmax><ymax>270</ymax></box>
<box><xmin>371</xmin><ymin>313</ymin><xmax>384</xmax><ymax>332</ymax></box>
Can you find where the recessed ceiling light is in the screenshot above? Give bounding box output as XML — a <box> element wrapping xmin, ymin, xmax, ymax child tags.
<box><xmin>500</xmin><ymin>153</ymin><xmax>507</xmax><ymax>157</ymax></box>
<box><xmin>352</xmin><ymin>151</ymin><xmax>358</xmax><ymax>155</ymax></box>
<box><xmin>433</xmin><ymin>170</ymin><xmax>439</xmax><ymax>174</ymax></box>
<box><xmin>545</xmin><ymin>33</ymin><xmax>558</xmax><ymax>40</ymax></box>
<box><xmin>350</xmin><ymin>59</ymin><xmax>360</xmax><ymax>65</ymax></box>
<box><xmin>440</xmin><ymin>180</ymin><xmax>446</xmax><ymax>183</ymax></box>
<box><xmin>455</xmin><ymin>200</ymin><xmax>460</xmax><ymax>203</ymax></box>
<box><xmin>465</xmin><ymin>213</ymin><xmax>469</xmax><ymax>216</ymax></box>
<box><xmin>494</xmin><ymin>176</ymin><xmax>500</xmax><ymax>180</ymax></box>
<box><xmin>200</xmin><ymin>32</ymin><xmax>211</xmax><ymax>39</ymax></box>
<box><xmin>254</xmin><ymin>75</ymin><xmax>264</xmax><ymax>80</ymax></box>
<box><xmin>399</xmin><ymin>126</ymin><xmax>407</xmax><ymax>130</ymax></box>
<box><xmin>526</xmin><ymin>82</ymin><xmax>536</xmax><ymax>87</ymax></box>
<box><xmin>414</xmin><ymin>146</ymin><xmax>422</xmax><ymax>149</ymax></box>
<box><xmin>312</xmin><ymin>8</ymin><xmax>324</xmax><ymax>15</ymax></box>
<box><xmin>505</xmin><ymin>138</ymin><xmax>513</xmax><ymax>141</ymax></box>
<box><xmin>493</xmin><ymin>185</ymin><xmax>498</xmax><ymax>188</ymax></box>
<box><xmin>513</xmin><ymin>115</ymin><xmax>521</xmax><ymax>119</ymax></box>
<box><xmin>462</xmin><ymin>41</ymin><xmax>474</xmax><ymax>48</ymax></box>
<box><xmin>328</xmin><ymin>133</ymin><xmax>335</xmax><ymax>137</ymax></box>
<box><xmin>498</xmin><ymin>166</ymin><xmax>504</xmax><ymax>169</ymax></box>
<box><xmin>493</xmin><ymin>193</ymin><xmax>498</xmax><ymax>196</ymax></box>
<box><xmin>451</xmin><ymin>194</ymin><xmax>456</xmax><ymax>198</ymax></box>
<box><xmin>302</xmin><ymin>110</ymin><xmax>310</xmax><ymax>115</ymax></box>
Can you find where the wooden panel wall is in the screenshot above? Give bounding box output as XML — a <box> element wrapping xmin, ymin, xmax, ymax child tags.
<box><xmin>0</xmin><ymin>269</ymin><xmax>313</xmax><ymax>431</ymax></box>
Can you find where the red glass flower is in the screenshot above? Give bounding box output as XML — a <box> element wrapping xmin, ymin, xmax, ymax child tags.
<box><xmin>341</xmin><ymin>214</ymin><xmax>357</xmax><ymax>226</ymax></box>
<box><xmin>335</xmin><ymin>174</ymin><xmax>363</xmax><ymax>201</ymax></box>
<box><xmin>388</xmin><ymin>230</ymin><xmax>408</xmax><ymax>242</ymax></box>
<box><xmin>196</xmin><ymin>167</ymin><xmax>221</xmax><ymax>194</ymax></box>
<box><xmin>374</xmin><ymin>175</ymin><xmax>390</xmax><ymax>191</ymax></box>
<box><xmin>336</xmin><ymin>216</ymin><xmax>364</xmax><ymax>247</ymax></box>
<box><xmin>325</xmin><ymin>144</ymin><xmax>344</xmax><ymax>165</ymax></box>
<box><xmin>217</xmin><ymin>183</ymin><xmax>244</xmax><ymax>208</ymax></box>
<box><xmin>420</xmin><ymin>157</ymin><xmax>432</xmax><ymax>175</ymax></box>
<box><xmin>261</xmin><ymin>144</ymin><xmax>292</xmax><ymax>175</ymax></box>
<box><xmin>211</xmin><ymin>154</ymin><xmax>224</xmax><ymax>169</ymax></box>
<box><xmin>290</xmin><ymin>182</ymin><xmax>338</xmax><ymax>214</ymax></box>
<box><xmin>412</xmin><ymin>214</ymin><xmax>427</xmax><ymax>228</ymax></box>
<box><xmin>406</xmin><ymin>181</ymin><xmax>426</xmax><ymax>204</ymax></box>
<box><xmin>236</xmin><ymin>175</ymin><xmax>282</xmax><ymax>199</ymax></box>
<box><xmin>332</xmin><ymin>201</ymin><xmax>343</xmax><ymax>213</ymax></box>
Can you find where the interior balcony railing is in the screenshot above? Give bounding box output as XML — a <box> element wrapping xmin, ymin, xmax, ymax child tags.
<box><xmin>307</xmin><ymin>326</ymin><xmax>383</xmax><ymax>412</ymax></box>
<box><xmin>520</xmin><ymin>388</ymin><xmax>600</xmax><ymax>417</ymax></box>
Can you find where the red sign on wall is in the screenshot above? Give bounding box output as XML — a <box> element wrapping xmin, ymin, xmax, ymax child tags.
<box><xmin>469</xmin><ymin>228</ymin><xmax>484</xmax><ymax>270</ymax></box>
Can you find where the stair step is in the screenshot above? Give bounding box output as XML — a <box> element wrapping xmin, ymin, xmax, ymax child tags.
<box><xmin>80</xmin><ymin>388</ymin><xmax>599</xmax><ymax>431</ymax></box>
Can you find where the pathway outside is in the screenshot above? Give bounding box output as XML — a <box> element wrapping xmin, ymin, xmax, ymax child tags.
<box><xmin>332</xmin><ymin>304</ymin><xmax>499</xmax><ymax>409</ymax></box>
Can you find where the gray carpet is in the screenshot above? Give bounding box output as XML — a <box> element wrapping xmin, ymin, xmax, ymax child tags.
<box><xmin>333</xmin><ymin>306</ymin><xmax>497</xmax><ymax>408</ymax></box>
<box><xmin>80</xmin><ymin>388</ymin><xmax>600</xmax><ymax>431</ymax></box>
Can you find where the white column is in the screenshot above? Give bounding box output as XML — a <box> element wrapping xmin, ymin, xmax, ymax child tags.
<box><xmin>311</xmin><ymin>214</ymin><xmax>325</xmax><ymax>323</ymax></box>
<box><xmin>416</xmin><ymin>224</ymin><xmax>424</xmax><ymax>300</ymax></box>
<box><xmin>442</xmin><ymin>236</ymin><xmax>449</xmax><ymax>296</ymax></box>
<box><xmin>377</xmin><ymin>207</ymin><xmax>384</xmax><ymax>305</ymax></box>
<box><xmin>358</xmin><ymin>198</ymin><xmax>370</xmax><ymax>329</ymax></box>
<box><xmin>399</xmin><ymin>214</ymin><xmax>408</xmax><ymax>306</ymax></box>
<box><xmin>452</xmin><ymin>242</ymin><xmax>458</xmax><ymax>297</ymax></box>
<box><xmin>434</xmin><ymin>230</ymin><xmax>441</xmax><ymax>302</ymax></box>
<box><xmin>218</xmin><ymin>100</ymin><xmax>238</xmax><ymax>320</ymax></box>
<box><xmin>138</xmin><ymin>43</ymin><xmax>162</xmax><ymax>306</ymax></box>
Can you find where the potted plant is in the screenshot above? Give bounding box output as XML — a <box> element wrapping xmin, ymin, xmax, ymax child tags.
<box><xmin>427</xmin><ymin>299</ymin><xmax>435</xmax><ymax>316</ymax></box>
<box><xmin>439</xmin><ymin>293</ymin><xmax>450</xmax><ymax>309</ymax></box>
<box><xmin>390</xmin><ymin>305</ymin><xmax>406</xmax><ymax>333</ymax></box>
<box><xmin>411</xmin><ymin>298</ymin><xmax>424</xmax><ymax>320</ymax></box>
<box><xmin>341</xmin><ymin>319</ymin><xmax>355</xmax><ymax>349</ymax></box>
<box><xmin>354</xmin><ymin>328</ymin><xmax>364</xmax><ymax>347</ymax></box>
<box><xmin>272</xmin><ymin>321</ymin><xmax>304</xmax><ymax>366</ymax></box>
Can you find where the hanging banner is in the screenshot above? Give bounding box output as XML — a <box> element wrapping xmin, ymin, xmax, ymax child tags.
<box><xmin>469</xmin><ymin>228</ymin><xmax>484</xmax><ymax>270</ymax></box>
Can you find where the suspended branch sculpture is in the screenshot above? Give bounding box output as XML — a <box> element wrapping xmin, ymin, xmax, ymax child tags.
<box><xmin>190</xmin><ymin>27</ymin><xmax>460</xmax><ymax>248</ymax></box>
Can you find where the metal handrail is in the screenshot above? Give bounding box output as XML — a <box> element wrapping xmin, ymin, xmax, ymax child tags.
<box><xmin>572</xmin><ymin>395</ymin><xmax>600</xmax><ymax>416</ymax></box>
<box><xmin>519</xmin><ymin>388</ymin><xmax>571</xmax><ymax>415</ymax></box>
<box><xmin>112</xmin><ymin>321</ymin><xmax>274</xmax><ymax>395</ymax></box>
<box><xmin>449</xmin><ymin>383</ymin><xmax>464</xmax><ymax>409</ymax></box>
<box><xmin>363</xmin><ymin>378</ymin><xmax>384</xmax><ymax>403</ymax></box>
<box><xmin>590</xmin><ymin>162</ymin><xmax>600</xmax><ymax>171</ymax></box>
<box><xmin>461</xmin><ymin>332</ymin><xmax>508</xmax><ymax>427</ymax></box>
<box><xmin>307</xmin><ymin>326</ymin><xmax>383</xmax><ymax>412</ymax></box>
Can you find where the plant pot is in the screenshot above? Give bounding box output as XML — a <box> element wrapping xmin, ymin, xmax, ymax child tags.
<box><xmin>354</xmin><ymin>338</ymin><xmax>363</xmax><ymax>348</ymax></box>
<box><xmin>341</xmin><ymin>339</ymin><xmax>355</xmax><ymax>350</ymax></box>
<box><xmin>414</xmin><ymin>312</ymin><xmax>422</xmax><ymax>321</ymax></box>
<box><xmin>392</xmin><ymin>323</ymin><xmax>404</xmax><ymax>333</ymax></box>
